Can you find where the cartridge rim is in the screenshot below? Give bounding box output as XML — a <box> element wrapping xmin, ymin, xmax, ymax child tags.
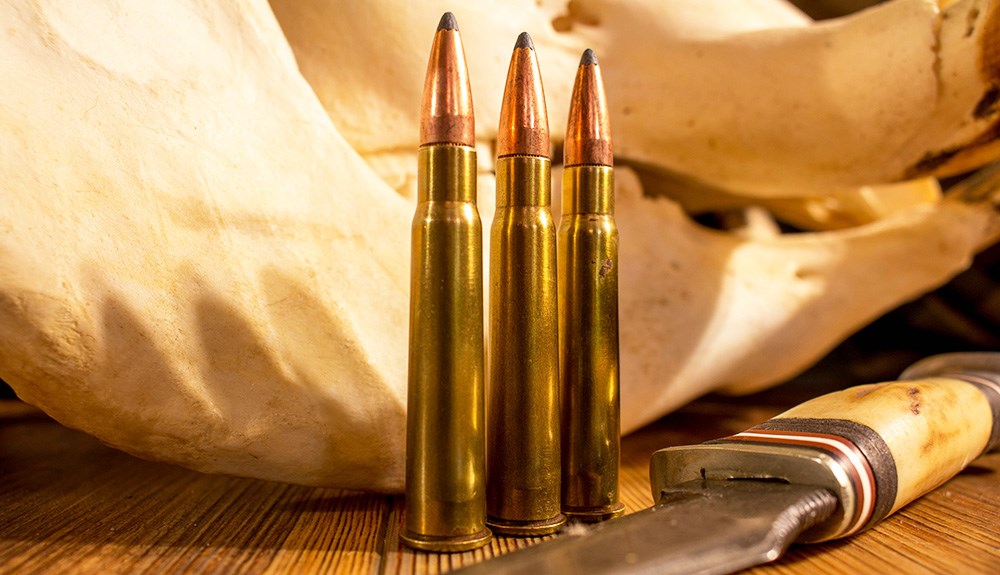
<box><xmin>399</xmin><ymin>528</ymin><xmax>493</xmax><ymax>553</ymax></box>
<box><xmin>562</xmin><ymin>502</ymin><xmax>625</xmax><ymax>523</ymax></box>
<box><xmin>487</xmin><ymin>513</ymin><xmax>567</xmax><ymax>537</ymax></box>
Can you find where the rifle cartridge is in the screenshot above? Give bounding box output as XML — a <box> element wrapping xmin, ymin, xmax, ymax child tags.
<box><xmin>486</xmin><ymin>32</ymin><xmax>565</xmax><ymax>537</ymax></box>
<box><xmin>559</xmin><ymin>49</ymin><xmax>624</xmax><ymax>522</ymax></box>
<box><xmin>402</xmin><ymin>12</ymin><xmax>490</xmax><ymax>552</ymax></box>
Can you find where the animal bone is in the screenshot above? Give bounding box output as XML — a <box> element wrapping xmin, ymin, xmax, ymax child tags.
<box><xmin>0</xmin><ymin>0</ymin><xmax>998</xmax><ymax>491</ymax></box>
<box><xmin>271</xmin><ymin>0</ymin><xmax>1000</xmax><ymax>196</ymax></box>
<box><xmin>609</xmin><ymin>165</ymin><xmax>1000</xmax><ymax>431</ymax></box>
<box><xmin>0</xmin><ymin>1</ymin><xmax>411</xmax><ymax>490</ymax></box>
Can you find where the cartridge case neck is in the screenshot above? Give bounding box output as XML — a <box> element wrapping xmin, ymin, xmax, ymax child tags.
<box><xmin>418</xmin><ymin>145</ymin><xmax>478</xmax><ymax>203</ymax></box>
<box><xmin>496</xmin><ymin>155</ymin><xmax>551</xmax><ymax>208</ymax></box>
<box><xmin>562</xmin><ymin>165</ymin><xmax>614</xmax><ymax>215</ymax></box>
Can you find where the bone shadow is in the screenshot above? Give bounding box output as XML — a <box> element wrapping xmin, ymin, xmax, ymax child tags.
<box><xmin>0</xmin><ymin>288</ymin><xmax>395</xmax><ymax>556</ymax></box>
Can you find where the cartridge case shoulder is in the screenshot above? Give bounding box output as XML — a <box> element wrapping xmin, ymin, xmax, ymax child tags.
<box><xmin>558</xmin><ymin>214</ymin><xmax>618</xmax><ymax>242</ymax></box>
<box><xmin>558</xmin><ymin>212</ymin><xmax>619</xmax><ymax>296</ymax></box>
<box><xmin>413</xmin><ymin>201</ymin><xmax>483</xmax><ymax>231</ymax></box>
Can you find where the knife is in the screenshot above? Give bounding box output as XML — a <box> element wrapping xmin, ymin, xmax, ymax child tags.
<box><xmin>452</xmin><ymin>352</ymin><xmax>1000</xmax><ymax>574</ymax></box>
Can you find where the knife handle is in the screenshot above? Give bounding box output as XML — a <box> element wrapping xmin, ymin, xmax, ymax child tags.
<box><xmin>650</xmin><ymin>372</ymin><xmax>1000</xmax><ymax>542</ymax></box>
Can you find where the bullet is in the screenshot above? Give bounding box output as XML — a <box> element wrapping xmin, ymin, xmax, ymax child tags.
<box><xmin>486</xmin><ymin>32</ymin><xmax>566</xmax><ymax>537</ymax></box>
<box><xmin>401</xmin><ymin>12</ymin><xmax>491</xmax><ymax>552</ymax></box>
<box><xmin>559</xmin><ymin>49</ymin><xmax>624</xmax><ymax>522</ymax></box>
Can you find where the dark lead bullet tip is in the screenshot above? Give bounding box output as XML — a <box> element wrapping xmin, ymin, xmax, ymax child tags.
<box><xmin>437</xmin><ymin>12</ymin><xmax>458</xmax><ymax>31</ymax></box>
<box><xmin>498</xmin><ymin>30</ymin><xmax>548</xmax><ymax>157</ymax></box>
<box><xmin>565</xmin><ymin>46</ymin><xmax>612</xmax><ymax>166</ymax></box>
<box><xmin>422</xmin><ymin>10</ymin><xmax>474</xmax><ymax>147</ymax></box>
<box><xmin>515</xmin><ymin>32</ymin><xmax>534</xmax><ymax>50</ymax></box>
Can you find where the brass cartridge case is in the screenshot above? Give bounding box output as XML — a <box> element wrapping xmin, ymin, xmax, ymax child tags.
<box><xmin>402</xmin><ymin>144</ymin><xmax>491</xmax><ymax>552</ymax></box>
<box><xmin>559</xmin><ymin>164</ymin><xmax>625</xmax><ymax>522</ymax></box>
<box><xmin>486</xmin><ymin>155</ymin><xmax>565</xmax><ymax>536</ymax></box>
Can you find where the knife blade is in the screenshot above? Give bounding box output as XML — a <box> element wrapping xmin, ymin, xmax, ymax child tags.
<box><xmin>452</xmin><ymin>352</ymin><xmax>1000</xmax><ymax>574</ymax></box>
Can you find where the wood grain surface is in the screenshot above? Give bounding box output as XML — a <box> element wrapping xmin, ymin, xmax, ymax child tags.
<box><xmin>1</xmin><ymin>383</ymin><xmax>997</xmax><ymax>574</ymax></box>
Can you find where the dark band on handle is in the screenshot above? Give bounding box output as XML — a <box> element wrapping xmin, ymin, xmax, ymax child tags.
<box><xmin>742</xmin><ymin>419</ymin><xmax>896</xmax><ymax>533</ymax></box>
<box><xmin>653</xmin><ymin>368</ymin><xmax>998</xmax><ymax>542</ymax></box>
<box><xmin>721</xmin><ymin>374</ymin><xmax>999</xmax><ymax>535</ymax></box>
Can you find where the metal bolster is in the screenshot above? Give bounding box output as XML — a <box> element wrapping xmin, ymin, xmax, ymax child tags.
<box><xmin>649</xmin><ymin>442</ymin><xmax>860</xmax><ymax>542</ymax></box>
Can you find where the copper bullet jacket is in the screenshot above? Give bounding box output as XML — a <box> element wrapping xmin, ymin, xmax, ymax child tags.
<box><xmin>496</xmin><ymin>33</ymin><xmax>550</xmax><ymax>158</ymax></box>
<box><xmin>564</xmin><ymin>50</ymin><xmax>613</xmax><ymax>168</ymax></box>
<box><xmin>487</xmin><ymin>32</ymin><xmax>565</xmax><ymax>536</ymax></box>
<box><xmin>559</xmin><ymin>50</ymin><xmax>624</xmax><ymax>522</ymax></box>
<box><xmin>402</xmin><ymin>13</ymin><xmax>490</xmax><ymax>553</ymax></box>
<box><xmin>419</xmin><ymin>13</ymin><xmax>475</xmax><ymax>148</ymax></box>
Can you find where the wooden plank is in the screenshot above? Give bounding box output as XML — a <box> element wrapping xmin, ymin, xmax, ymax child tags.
<box><xmin>0</xmin><ymin>403</ymin><xmax>386</xmax><ymax>574</ymax></box>
<box><xmin>1</xmin><ymin>393</ymin><xmax>997</xmax><ymax>574</ymax></box>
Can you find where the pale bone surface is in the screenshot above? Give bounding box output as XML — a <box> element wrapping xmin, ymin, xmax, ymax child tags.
<box><xmin>272</xmin><ymin>0</ymin><xmax>1000</xmax><ymax>196</ymax></box>
<box><xmin>0</xmin><ymin>0</ymin><xmax>998</xmax><ymax>490</ymax></box>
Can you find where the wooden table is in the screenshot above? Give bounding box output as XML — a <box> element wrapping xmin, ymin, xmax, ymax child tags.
<box><xmin>1</xmin><ymin>381</ymin><xmax>997</xmax><ymax>574</ymax></box>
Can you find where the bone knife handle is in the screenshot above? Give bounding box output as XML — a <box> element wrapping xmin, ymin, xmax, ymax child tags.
<box><xmin>650</xmin><ymin>364</ymin><xmax>1000</xmax><ymax>542</ymax></box>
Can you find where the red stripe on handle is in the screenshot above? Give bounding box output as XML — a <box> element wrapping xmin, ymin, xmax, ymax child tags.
<box><xmin>726</xmin><ymin>429</ymin><xmax>875</xmax><ymax>537</ymax></box>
